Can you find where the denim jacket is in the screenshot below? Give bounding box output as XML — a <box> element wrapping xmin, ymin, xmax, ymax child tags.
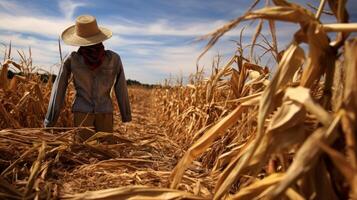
<box><xmin>44</xmin><ymin>50</ymin><xmax>131</xmax><ymax>127</ymax></box>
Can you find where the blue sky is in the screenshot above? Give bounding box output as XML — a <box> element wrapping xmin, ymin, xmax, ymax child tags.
<box><xmin>0</xmin><ymin>0</ymin><xmax>356</xmax><ymax>84</ymax></box>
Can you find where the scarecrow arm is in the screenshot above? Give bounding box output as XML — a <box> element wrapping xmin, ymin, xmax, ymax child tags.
<box><xmin>114</xmin><ymin>56</ymin><xmax>132</xmax><ymax>122</ymax></box>
<box><xmin>44</xmin><ymin>56</ymin><xmax>72</xmax><ymax>127</ymax></box>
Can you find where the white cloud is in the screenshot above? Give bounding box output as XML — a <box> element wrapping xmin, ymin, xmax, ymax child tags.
<box><xmin>58</xmin><ymin>0</ymin><xmax>87</xmax><ymax>20</ymax></box>
<box><xmin>114</xmin><ymin>40</ymin><xmax>238</xmax><ymax>84</ymax></box>
<box><xmin>0</xmin><ymin>0</ymin><xmax>298</xmax><ymax>84</ymax></box>
<box><xmin>108</xmin><ymin>35</ymin><xmax>162</xmax><ymax>47</ymax></box>
<box><xmin>0</xmin><ymin>0</ymin><xmax>41</xmax><ymax>15</ymax></box>
<box><xmin>0</xmin><ymin>0</ymin><xmax>83</xmax><ymax>38</ymax></box>
<box><xmin>0</xmin><ymin>8</ymin><xmax>263</xmax><ymax>39</ymax></box>
<box><xmin>107</xmin><ymin>19</ymin><xmax>260</xmax><ymax>37</ymax></box>
<box><xmin>0</xmin><ymin>13</ymin><xmax>71</xmax><ymax>38</ymax></box>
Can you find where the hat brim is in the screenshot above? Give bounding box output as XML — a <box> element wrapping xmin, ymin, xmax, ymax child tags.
<box><xmin>61</xmin><ymin>25</ymin><xmax>112</xmax><ymax>46</ymax></box>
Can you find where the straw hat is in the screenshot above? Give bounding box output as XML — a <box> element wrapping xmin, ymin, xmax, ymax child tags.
<box><xmin>61</xmin><ymin>15</ymin><xmax>112</xmax><ymax>46</ymax></box>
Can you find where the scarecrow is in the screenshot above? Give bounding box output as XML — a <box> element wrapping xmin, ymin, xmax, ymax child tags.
<box><xmin>44</xmin><ymin>15</ymin><xmax>132</xmax><ymax>141</ymax></box>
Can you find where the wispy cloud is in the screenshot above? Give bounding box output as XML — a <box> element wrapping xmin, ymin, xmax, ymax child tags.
<box><xmin>0</xmin><ymin>13</ymin><xmax>70</xmax><ymax>38</ymax></box>
<box><xmin>0</xmin><ymin>0</ymin><xmax>314</xmax><ymax>84</ymax></box>
<box><xmin>0</xmin><ymin>0</ymin><xmax>40</xmax><ymax>15</ymax></box>
<box><xmin>0</xmin><ymin>3</ymin><xmax>259</xmax><ymax>39</ymax></box>
<box><xmin>58</xmin><ymin>0</ymin><xmax>87</xmax><ymax>20</ymax></box>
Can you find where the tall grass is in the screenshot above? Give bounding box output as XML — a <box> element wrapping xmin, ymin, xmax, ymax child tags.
<box><xmin>159</xmin><ymin>0</ymin><xmax>357</xmax><ymax>199</ymax></box>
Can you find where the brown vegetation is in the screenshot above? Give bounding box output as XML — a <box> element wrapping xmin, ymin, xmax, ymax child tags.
<box><xmin>1</xmin><ymin>0</ymin><xmax>357</xmax><ymax>199</ymax></box>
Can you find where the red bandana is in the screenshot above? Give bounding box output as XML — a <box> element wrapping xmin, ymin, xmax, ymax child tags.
<box><xmin>78</xmin><ymin>42</ymin><xmax>105</xmax><ymax>70</ymax></box>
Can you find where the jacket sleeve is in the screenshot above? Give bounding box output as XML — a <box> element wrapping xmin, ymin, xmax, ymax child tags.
<box><xmin>114</xmin><ymin>56</ymin><xmax>132</xmax><ymax>122</ymax></box>
<box><xmin>44</xmin><ymin>56</ymin><xmax>71</xmax><ymax>127</ymax></box>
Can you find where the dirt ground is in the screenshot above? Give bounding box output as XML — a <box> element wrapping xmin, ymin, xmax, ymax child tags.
<box><xmin>59</xmin><ymin>87</ymin><xmax>212</xmax><ymax>195</ymax></box>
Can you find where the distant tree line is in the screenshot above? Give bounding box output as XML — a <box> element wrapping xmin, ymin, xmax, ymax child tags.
<box><xmin>126</xmin><ymin>79</ymin><xmax>157</xmax><ymax>88</ymax></box>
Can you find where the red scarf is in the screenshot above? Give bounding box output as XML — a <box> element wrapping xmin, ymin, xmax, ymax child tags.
<box><xmin>78</xmin><ymin>42</ymin><xmax>105</xmax><ymax>70</ymax></box>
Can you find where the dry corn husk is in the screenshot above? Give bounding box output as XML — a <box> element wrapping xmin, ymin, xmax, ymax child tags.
<box><xmin>1</xmin><ymin>0</ymin><xmax>357</xmax><ymax>199</ymax></box>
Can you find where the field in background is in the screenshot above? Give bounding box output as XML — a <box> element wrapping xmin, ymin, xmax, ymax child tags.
<box><xmin>1</xmin><ymin>0</ymin><xmax>357</xmax><ymax>199</ymax></box>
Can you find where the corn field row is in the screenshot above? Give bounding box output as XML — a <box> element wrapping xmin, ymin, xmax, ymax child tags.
<box><xmin>1</xmin><ymin>0</ymin><xmax>357</xmax><ymax>199</ymax></box>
